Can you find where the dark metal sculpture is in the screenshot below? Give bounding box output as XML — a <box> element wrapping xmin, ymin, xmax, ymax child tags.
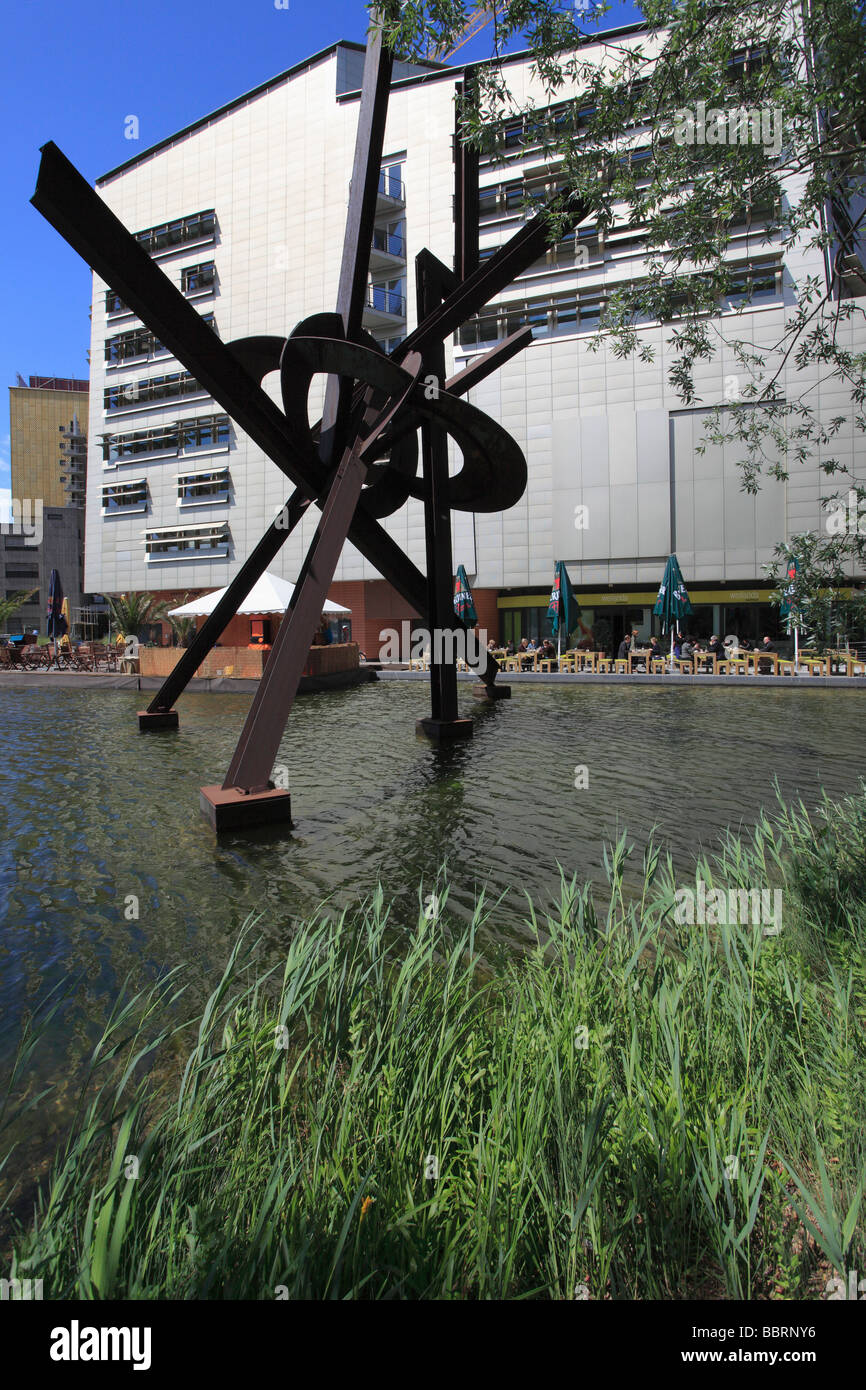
<box><xmin>32</xmin><ymin>23</ymin><xmax>587</xmax><ymax>828</ymax></box>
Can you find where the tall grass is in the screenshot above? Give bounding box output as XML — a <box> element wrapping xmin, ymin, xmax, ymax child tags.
<box><xmin>2</xmin><ymin>788</ymin><xmax>865</xmax><ymax>1299</ymax></box>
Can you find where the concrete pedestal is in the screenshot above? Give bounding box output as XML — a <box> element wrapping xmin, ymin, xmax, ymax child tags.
<box><xmin>200</xmin><ymin>784</ymin><xmax>293</xmax><ymax>832</ymax></box>
<box><xmin>472</xmin><ymin>684</ymin><xmax>511</xmax><ymax>700</ymax></box>
<box><xmin>138</xmin><ymin>709</ymin><xmax>179</xmax><ymax>731</ymax></box>
<box><xmin>415</xmin><ymin>717</ymin><xmax>474</xmax><ymax>743</ymax></box>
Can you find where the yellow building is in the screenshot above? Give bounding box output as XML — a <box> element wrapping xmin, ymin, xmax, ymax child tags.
<box><xmin>9</xmin><ymin>376</ymin><xmax>89</xmax><ymax>509</ymax></box>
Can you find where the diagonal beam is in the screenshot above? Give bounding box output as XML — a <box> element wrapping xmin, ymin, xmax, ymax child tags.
<box><xmin>320</xmin><ymin>23</ymin><xmax>393</xmax><ymax>466</ymax></box>
<box><xmin>32</xmin><ymin>142</ymin><xmax>313</xmax><ymax>490</ymax></box>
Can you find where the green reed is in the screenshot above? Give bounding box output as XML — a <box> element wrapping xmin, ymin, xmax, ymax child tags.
<box><xmin>2</xmin><ymin>787</ymin><xmax>864</xmax><ymax>1299</ymax></box>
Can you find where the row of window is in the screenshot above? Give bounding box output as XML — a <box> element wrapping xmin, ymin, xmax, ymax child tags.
<box><xmin>480</xmin><ymin>49</ymin><xmax>770</xmax><ymax>161</ymax></box>
<box><xmin>477</xmin><ymin>200</ymin><xmax>777</xmax><ymax>273</ymax></box>
<box><xmin>144</xmin><ymin>522</ymin><xmax>229</xmax><ymax>560</ymax></box>
<box><xmin>457</xmin><ymin>259</ymin><xmax>782</xmax><ymax>347</ymax></box>
<box><xmin>106</xmin><ymin>262</ymin><xmax>216</xmax><ymax>317</ymax></box>
<box><xmin>102</xmin><ymin>466</ymin><xmax>231</xmax><ymax>513</ymax></box>
<box><xmin>135</xmin><ymin>210</ymin><xmax>216</xmax><ymax>255</ymax></box>
<box><xmin>104</xmin><ymin>370</ymin><xmax>206</xmax><ymax>412</ymax></box>
<box><xmin>101</xmin><ymin>414</ymin><xmax>230</xmax><ymax>464</ymax></box>
<box><xmin>105</xmin><ymin>312</ymin><xmax>215</xmax><ymax>366</ymax></box>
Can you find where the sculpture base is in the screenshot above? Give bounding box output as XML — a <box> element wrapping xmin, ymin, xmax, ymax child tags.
<box><xmin>415</xmin><ymin>717</ymin><xmax>474</xmax><ymax>743</ymax></box>
<box><xmin>472</xmin><ymin>684</ymin><xmax>511</xmax><ymax>701</ymax></box>
<box><xmin>138</xmin><ymin>708</ymin><xmax>179</xmax><ymax>731</ymax></box>
<box><xmin>200</xmin><ymin>784</ymin><xmax>293</xmax><ymax>832</ymax></box>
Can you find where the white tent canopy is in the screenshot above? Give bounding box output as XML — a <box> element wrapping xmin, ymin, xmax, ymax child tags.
<box><xmin>168</xmin><ymin>571</ymin><xmax>351</xmax><ymax>618</ymax></box>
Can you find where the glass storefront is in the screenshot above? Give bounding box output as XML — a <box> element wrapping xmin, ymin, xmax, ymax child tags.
<box><xmin>499</xmin><ymin>590</ymin><xmax>789</xmax><ymax>653</ymax></box>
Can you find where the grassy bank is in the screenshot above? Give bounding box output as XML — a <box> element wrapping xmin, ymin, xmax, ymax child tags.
<box><xmin>2</xmin><ymin>788</ymin><xmax>865</xmax><ymax>1299</ymax></box>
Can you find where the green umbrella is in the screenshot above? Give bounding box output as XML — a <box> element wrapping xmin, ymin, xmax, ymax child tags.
<box><xmin>780</xmin><ymin>553</ymin><xmax>800</xmax><ymax>667</ymax></box>
<box><xmin>453</xmin><ymin>565</ymin><xmax>477</xmax><ymax>625</ymax></box>
<box><xmin>547</xmin><ymin>561</ymin><xmax>580</xmax><ymax>656</ymax></box>
<box><xmin>653</xmin><ymin>555</ymin><xmax>692</xmax><ymax>661</ymax></box>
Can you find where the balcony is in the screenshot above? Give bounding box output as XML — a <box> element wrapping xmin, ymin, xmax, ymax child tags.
<box><xmin>363</xmin><ymin>286</ymin><xmax>406</xmax><ymax>328</ymax></box>
<box><xmin>376</xmin><ymin>169</ymin><xmax>405</xmax><ymax>212</ymax></box>
<box><xmin>369</xmin><ymin>227</ymin><xmax>406</xmax><ymax>271</ymax></box>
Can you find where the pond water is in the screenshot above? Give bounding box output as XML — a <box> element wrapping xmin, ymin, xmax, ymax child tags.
<box><xmin>0</xmin><ymin>678</ymin><xmax>861</xmax><ymax>1086</ymax></box>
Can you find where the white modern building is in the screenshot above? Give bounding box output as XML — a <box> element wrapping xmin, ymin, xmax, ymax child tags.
<box><xmin>84</xmin><ymin>26</ymin><xmax>866</xmax><ymax>656</ymax></box>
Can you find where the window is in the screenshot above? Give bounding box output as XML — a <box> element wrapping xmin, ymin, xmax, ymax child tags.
<box><xmin>503</xmin><ymin>121</ymin><xmax>523</xmax><ymax>149</ymax></box>
<box><xmin>145</xmin><ymin>522</ymin><xmax>230</xmax><ymax>561</ymax></box>
<box><xmin>378</xmin><ymin>164</ymin><xmax>404</xmax><ymax>201</ymax></box>
<box><xmin>182</xmin><ymin>262</ymin><xmax>216</xmax><ymax>294</ymax></box>
<box><xmin>373</xmin><ymin>334</ymin><xmax>405</xmax><ymax>355</ymax></box>
<box><xmin>102</xmin><ymin>413</ymin><xmax>230</xmax><ymax>463</ymax></box>
<box><xmin>606</xmin><ymin>224</ymin><xmax>648</xmax><ymax>258</ymax></box>
<box><xmin>478</xmin><ymin>186</ymin><xmax>499</xmax><ymax>218</ymax></box>
<box><xmin>102</xmin><ymin>479</ymin><xmax>148</xmax><ymax>513</ymax></box>
<box><xmin>551</xmin><ymin>293</ymin><xmax>578</xmax><ymax>335</ymax></box>
<box><xmin>104</xmin><ymin>371</ymin><xmax>207</xmax><ymax>412</ymax></box>
<box><xmin>459</xmin><ymin>306</ymin><xmax>499</xmax><ymax>348</ymax></box>
<box><xmin>372</xmin><ymin>221</ymin><xmax>405</xmax><ymax>258</ymax></box>
<box><xmin>105</xmin><ymin>314</ymin><xmax>214</xmax><ymax>367</ymax></box>
<box><xmin>105</xmin><ymin>326</ymin><xmax>165</xmax><ymax>365</ymax></box>
<box><xmin>105</xmin><ymin>289</ymin><xmax>129</xmax><ymax>315</ymax></box>
<box><xmin>177</xmin><ymin>466</ymin><xmax>230</xmax><ymax>505</ymax></box>
<box><xmin>136</xmin><ymin>210</ymin><xmax>216</xmax><ymax>255</ymax></box>
<box><xmin>368</xmin><ymin>278</ymin><xmax>405</xmax><ymax>316</ymax></box>
<box><xmin>578</xmin><ymin>293</ymin><xmax>605</xmax><ymax>327</ymax></box>
<box><xmin>727</xmin><ymin>261</ymin><xmax>780</xmax><ymax>303</ymax></box>
<box><xmin>5</xmin><ymin>566</ymin><xmax>39</xmax><ymax>579</ymax></box>
<box><xmin>503</xmin><ymin>181</ymin><xmax>523</xmax><ymax>212</ymax></box>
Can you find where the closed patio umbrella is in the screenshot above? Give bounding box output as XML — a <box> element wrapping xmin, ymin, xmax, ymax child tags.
<box><xmin>453</xmin><ymin>565</ymin><xmax>478</xmax><ymax>626</ymax></box>
<box><xmin>46</xmin><ymin>568</ymin><xmax>67</xmax><ymax>666</ymax></box>
<box><xmin>547</xmin><ymin>561</ymin><xmax>580</xmax><ymax>657</ymax></box>
<box><xmin>653</xmin><ymin>555</ymin><xmax>692</xmax><ymax>665</ymax></box>
<box><xmin>780</xmin><ymin>554</ymin><xmax>800</xmax><ymax>669</ymax></box>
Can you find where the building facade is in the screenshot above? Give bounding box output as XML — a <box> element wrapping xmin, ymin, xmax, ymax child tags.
<box><xmin>4</xmin><ymin>377</ymin><xmax>95</xmax><ymax>636</ymax></box>
<box><xmin>83</xmin><ymin>30</ymin><xmax>866</xmax><ymax>656</ymax></box>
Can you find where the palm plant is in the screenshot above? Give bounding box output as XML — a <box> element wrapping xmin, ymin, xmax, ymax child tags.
<box><xmin>0</xmin><ymin>589</ymin><xmax>38</xmax><ymax>632</ymax></box>
<box><xmin>105</xmin><ymin>592</ymin><xmax>166</xmax><ymax>641</ymax></box>
<box><xmin>163</xmin><ymin>595</ymin><xmax>197</xmax><ymax>647</ymax></box>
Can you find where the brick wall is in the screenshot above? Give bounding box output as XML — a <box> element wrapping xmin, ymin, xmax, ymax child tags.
<box><xmin>471</xmin><ymin>588</ymin><xmax>500</xmax><ymax>647</ymax></box>
<box><xmin>140</xmin><ymin>642</ymin><xmax>359</xmax><ymax>680</ymax></box>
<box><xmin>327</xmin><ymin>579</ymin><xmax>502</xmax><ymax>658</ymax></box>
<box><xmin>329</xmin><ymin>579</ymin><xmax>422</xmax><ymax>660</ymax></box>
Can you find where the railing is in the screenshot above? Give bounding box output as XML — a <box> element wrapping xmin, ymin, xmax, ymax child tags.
<box><xmin>372</xmin><ymin>229</ymin><xmax>406</xmax><ymax>258</ymax></box>
<box><xmin>377</xmin><ymin>171</ymin><xmax>404</xmax><ymax>201</ymax></box>
<box><xmin>365</xmin><ymin>288</ymin><xmax>406</xmax><ymax>317</ymax></box>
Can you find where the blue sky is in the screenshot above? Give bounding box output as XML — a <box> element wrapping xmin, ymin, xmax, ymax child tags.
<box><xmin>0</xmin><ymin>0</ymin><xmax>639</xmax><ymax>505</ymax></box>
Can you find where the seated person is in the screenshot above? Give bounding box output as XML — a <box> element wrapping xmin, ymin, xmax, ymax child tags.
<box><xmin>760</xmin><ymin>635</ymin><xmax>778</xmax><ymax>653</ymax></box>
<box><xmin>647</xmin><ymin>637</ymin><xmax>662</xmax><ymax>661</ymax></box>
<box><xmin>708</xmin><ymin>634</ymin><xmax>726</xmax><ymax>661</ymax></box>
<box><xmin>616</xmin><ymin>635</ymin><xmax>631</xmax><ymax>660</ymax></box>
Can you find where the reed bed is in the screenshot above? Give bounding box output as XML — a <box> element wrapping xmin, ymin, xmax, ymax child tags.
<box><xmin>2</xmin><ymin>787</ymin><xmax>864</xmax><ymax>1299</ymax></box>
